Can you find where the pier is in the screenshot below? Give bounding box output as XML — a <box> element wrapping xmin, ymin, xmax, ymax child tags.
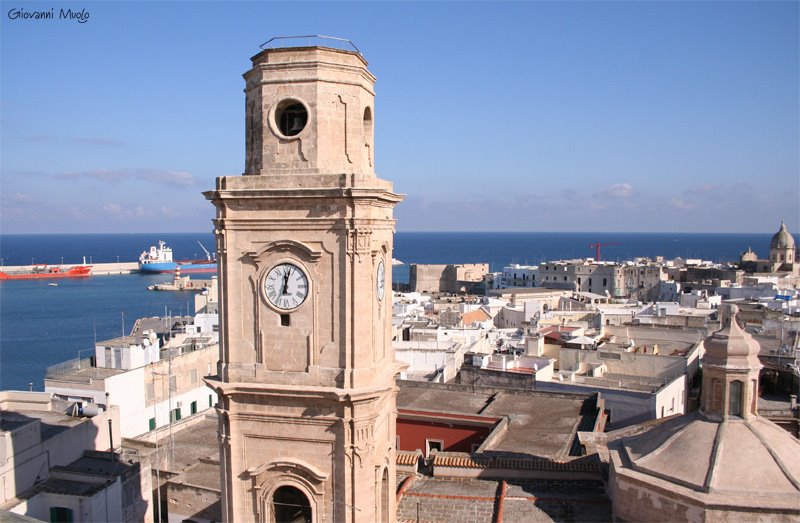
<box><xmin>1</xmin><ymin>262</ymin><xmax>140</xmax><ymax>276</ymax></box>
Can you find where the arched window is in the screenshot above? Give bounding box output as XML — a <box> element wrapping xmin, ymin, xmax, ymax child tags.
<box><xmin>380</xmin><ymin>468</ymin><xmax>389</xmax><ymax>523</ymax></box>
<box><xmin>729</xmin><ymin>380</ymin><xmax>743</xmax><ymax>418</ymax></box>
<box><xmin>272</xmin><ymin>485</ymin><xmax>312</xmax><ymax>523</ymax></box>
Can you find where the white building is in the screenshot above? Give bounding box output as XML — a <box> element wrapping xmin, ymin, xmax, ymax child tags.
<box><xmin>45</xmin><ymin>314</ymin><xmax>219</xmax><ymax>439</ymax></box>
<box><xmin>0</xmin><ymin>391</ymin><xmax>150</xmax><ymax>522</ymax></box>
<box><xmin>494</xmin><ymin>264</ymin><xmax>538</xmax><ymax>289</ymax></box>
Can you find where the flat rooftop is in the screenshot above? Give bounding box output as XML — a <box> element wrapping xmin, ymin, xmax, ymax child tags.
<box><xmin>99</xmin><ymin>315</ymin><xmax>193</xmax><ymax>346</ymax></box>
<box><xmin>1</xmin><ymin>408</ymin><xmax>86</xmax><ymax>440</ymax></box>
<box><xmin>44</xmin><ymin>365</ymin><xmax>124</xmax><ymax>384</ymax></box>
<box><xmin>397</xmin><ymin>382</ymin><xmax>597</xmax><ymax>459</ymax></box>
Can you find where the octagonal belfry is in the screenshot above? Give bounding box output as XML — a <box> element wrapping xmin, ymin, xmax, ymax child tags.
<box><xmin>205</xmin><ymin>41</ymin><xmax>403</xmax><ymax>523</ymax></box>
<box><xmin>244</xmin><ymin>44</ymin><xmax>376</xmax><ymax>177</ymax></box>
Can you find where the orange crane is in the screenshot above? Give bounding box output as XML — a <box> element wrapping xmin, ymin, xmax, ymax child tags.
<box><xmin>589</xmin><ymin>241</ymin><xmax>620</xmax><ymax>261</ymax></box>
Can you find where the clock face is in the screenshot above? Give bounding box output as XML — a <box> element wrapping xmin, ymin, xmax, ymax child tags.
<box><xmin>376</xmin><ymin>260</ymin><xmax>385</xmax><ymax>301</ymax></box>
<box><xmin>264</xmin><ymin>263</ymin><xmax>309</xmax><ymax>310</ymax></box>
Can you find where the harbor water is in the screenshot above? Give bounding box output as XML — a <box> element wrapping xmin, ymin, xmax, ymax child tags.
<box><xmin>0</xmin><ymin>231</ymin><xmax>792</xmax><ymax>392</ymax></box>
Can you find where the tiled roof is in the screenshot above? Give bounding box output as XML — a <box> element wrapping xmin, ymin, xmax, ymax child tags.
<box><xmin>432</xmin><ymin>452</ymin><xmax>601</xmax><ymax>473</ymax></box>
<box><xmin>461</xmin><ymin>308</ymin><xmax>491</xmax><ymax>324</ymax></box>
<box><xmin>397</xmin><ymin>450</ymin><xmax>421</xmax><ymax>466</ymax></box>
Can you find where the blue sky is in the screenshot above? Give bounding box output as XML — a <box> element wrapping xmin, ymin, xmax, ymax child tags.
<box><xmin>1</xmin><ymin>1</ymin><xmax>797</xmax><ymax>234</ymax></box>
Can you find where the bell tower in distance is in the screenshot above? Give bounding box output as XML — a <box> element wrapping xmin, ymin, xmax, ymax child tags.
<box><xmin>205</xmin><ymin>39</ymin><xmax>403</xmax><ymax>522</ymax></box>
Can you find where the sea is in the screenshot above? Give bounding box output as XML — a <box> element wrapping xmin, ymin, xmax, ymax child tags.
<box><xmin>0</xmin><ymin>231</ymin><xmax>792</xmax><ymax>392</ymax></box>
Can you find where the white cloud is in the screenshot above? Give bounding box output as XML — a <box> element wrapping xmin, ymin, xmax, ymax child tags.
<box><xmin>670</xmin><ymin>198</ymin><xmax>697</xmax><ymax>210</ymax></box>
<box><xmin>58</xmin><ymin>168</ymin><xmax>196</xmax><ymax>187</ymax></box>
<box><xmin>598</xmin><ymin>183</ymin><xmax>635</xmax><ymax>199</ymax></box>
<box><xmin>11</xmin><ymin>193</ymin><xmax>32</xmax><ymax>203</ymax></box>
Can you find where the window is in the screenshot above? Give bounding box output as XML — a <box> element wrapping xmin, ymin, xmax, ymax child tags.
<box><xmin>190</xmin><ymin>369</ymin><xmax>198</xmax><ymax>384</ymax></box>
<box><xmin>191</xmin><ymin>401</ymin><xmax>198</xmax><ymax>415</ymax></box>
<box><xmin>273</xmin><ymin>486</ymin><xmax>312</xmax><ymax>523</ymax></box>
<box><xmin>363</xmin><ymin>106</ymin><xmax>373</xmax><ymax>141</ymax></box>
<box><xmin>169</xmin><ymin>375</ymin><xmax>177</xmax><ymax>392</ymax></box>
<box><xmin>426</xmin><ymin>439</ymin><xmax>443</xmax><ymax>457</ymax></box>
<box><xmin>171</xmin><ymin>408</ymin><xmax>182</xmax><ymax>422</ymax></box>
<box><xmin>380</xmin><ymin>468</ymin><xmax>389</xmax><ymax>523</ymax></box>
<box><xmin>209</xmin><ymin>395</ymin><xmax>213</xmax><ymax>408</ymax></box>
<box><xmin>149</xmin><ymin>418</ymin><xmax>156</xmax><ymax>431</ymax></box>
<box><xmin>275</xmin><ymin>100</ymin><xmax>308</xmax><ymax>137</ymax></box>
<box><xmin>729</xmin><ymin>380</ymin><xmax>743</xmax><ymax>417</ymax></box>
<box><xmin>50</xmin><ymin>507</ymin><xmax>74</xmax><ymax>523</ymax></box>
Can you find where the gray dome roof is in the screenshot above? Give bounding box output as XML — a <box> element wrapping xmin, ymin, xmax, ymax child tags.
<box><xmin>771</xmin><ymin>221</ymin><xmax>795</xmax><ymax>250</ymax></box>
<box><xmin>618</xmin><ymin>413</ymin><xmax>800</xmax><ymax>500</ymax></box>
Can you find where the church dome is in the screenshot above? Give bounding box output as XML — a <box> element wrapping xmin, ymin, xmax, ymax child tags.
<box><xmin>770</xmin><ymin>221</ymin><xmax>795</xmax><ymax>250</ymax></box>
<box><xmin>615</xmin><ymin>412</ymin><xmax>800</xmax><ymax>499</ymax></box>
<box><xmin>606</xmin><ymin>303</ymin><xmax>800</xmax><ymax>520</ymax></box>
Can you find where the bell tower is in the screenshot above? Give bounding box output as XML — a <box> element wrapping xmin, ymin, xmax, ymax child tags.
<box><xmin>205</xmin><ymin>39</ymin><xmax>403</xmax><ymax>522</ymax></box>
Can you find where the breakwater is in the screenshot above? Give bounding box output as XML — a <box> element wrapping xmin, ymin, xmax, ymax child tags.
<box><xmin>1</xmin><ymin>262</ymin><xmax>139</xmax><ymax>276</ymax></box>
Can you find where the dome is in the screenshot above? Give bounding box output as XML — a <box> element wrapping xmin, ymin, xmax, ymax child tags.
<box><xmin>614</xmin><ymin>412</ymin><xmax>800</xmax><ymax>501</ymax></box>
<box><xmin>770</xmin><ymin>221</ymin><xmax>795</xmax><ymax>250</ymax></box>
<box><xmin>607</xmin><ymin>302</ymin><xmax>800</xmax><ymax>521</ymax></box>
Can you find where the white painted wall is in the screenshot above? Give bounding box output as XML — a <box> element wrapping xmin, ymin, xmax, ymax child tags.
<box><xmin>654</xmin><ymin>375</ymin><xmax>686</xmax><ymax>418</ymax></box>
<box><xmin>1</xmin><ymin>399</ymin><xmax>119</xmax><ymax>507</ymax></box>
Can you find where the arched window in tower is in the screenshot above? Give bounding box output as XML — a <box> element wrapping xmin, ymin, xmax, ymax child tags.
<box><xmin>363</xmin><ymin>106</ymin><xmax>373</xmax><ymax>140</ymax></box>
<box><xmin>729</xmin><ymin>380</ymin><xmax>743</xmax><ymax>418</ymax></box>
<box><xmin>363</xmin><ymin>106</ymin><xmax>373</xmax><ymax>167</ymax></box>
<box><xmin>380</xmin><ymin>467</ymin><xmax>389</xmax><ymax>523</ymax></box>
<box><xmin>272</xmin><ymin>486</ymin><xmax>312</xmax><ymax>523</ymax></box>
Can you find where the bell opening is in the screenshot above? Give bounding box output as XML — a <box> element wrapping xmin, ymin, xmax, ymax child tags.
<box><xmin>276</xmin><ymin>101</ymin><xmax>308</xmax><ymax>137</ymax></box>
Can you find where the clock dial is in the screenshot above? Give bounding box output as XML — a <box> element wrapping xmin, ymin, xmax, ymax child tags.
<box><xmin>376</xmin><ymin>260</ymin><xmax>385</xmax><ymax>301</ymax></box>
<box><xmin>264</xmin><ymin>263</ymin><xmax>309</xmax><ymax>310</ymax></box>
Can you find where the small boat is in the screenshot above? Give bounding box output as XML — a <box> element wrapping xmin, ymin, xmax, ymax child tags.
<box><xmin>138</xmin><ymin>240</ymin><xmax>217</xmax><ymax>274</ymax></box>
<box><xmin>0</xmin><ymin>265</ymin><xmax>92</xmax><ymax>280</ymax></box>
<box><xmin>48</xmin><ymin>282</ymin><xmax>58</xmax><ymax>287</ymax></box>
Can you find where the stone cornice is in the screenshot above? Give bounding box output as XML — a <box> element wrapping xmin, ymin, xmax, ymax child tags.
<box><xmin>205</xmin><ymin>377</ymin><xmax>395</xmax><ymax>403</ymax></box>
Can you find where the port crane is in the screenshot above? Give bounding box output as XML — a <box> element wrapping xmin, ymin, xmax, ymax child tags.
<box><xmin>197</xmin><ymin>241</ymin><xmax>214</xmax><ymax>261</ymax></box>
<box><xmin>589</xmin><ymin>241</ymin><xmax>620</xmax><ymax>261</ymax></box>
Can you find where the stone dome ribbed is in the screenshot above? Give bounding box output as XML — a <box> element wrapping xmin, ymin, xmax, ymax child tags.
<box><xmin>770</xmin><ymin>221</ymin><xmax>795</xmax><ymax>249</ymax></box>
<box><xmin>618</xmin><ymin>413</ymin><xmax>800</xmax><ymax>500</ymax></box>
